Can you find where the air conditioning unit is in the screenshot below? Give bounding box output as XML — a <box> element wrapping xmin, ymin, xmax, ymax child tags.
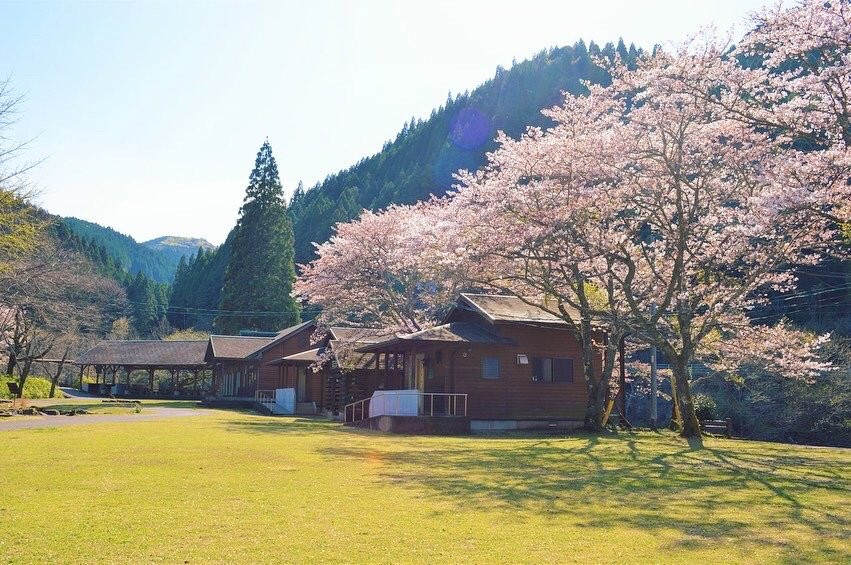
<box><xmin>516</xmin><ymin>354</ymin><xmax>529</xmax><ymax>365</ymax></box>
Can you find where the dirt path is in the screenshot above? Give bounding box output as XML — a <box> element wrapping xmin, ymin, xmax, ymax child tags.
<box><xmin>0</xmin><ymin>407</ymin><xmax>206</xmax><ymax>431</ymax></box>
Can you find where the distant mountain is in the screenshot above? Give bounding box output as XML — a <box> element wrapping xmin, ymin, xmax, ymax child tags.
<box><xmin>61</xmin><ymin>217</ymin><xmax>213</xmax><ymax>283</ymax></box>
<box><xmin>142</xmin><ymin>236</ymin><xmax>215</xmax><ymax>266</ymax></box>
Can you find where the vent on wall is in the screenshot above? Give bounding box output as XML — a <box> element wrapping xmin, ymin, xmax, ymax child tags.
<box><xmin>516</xmin><ymin>354</ymin><xmax>529</xmax><ymax>365</ymax></box>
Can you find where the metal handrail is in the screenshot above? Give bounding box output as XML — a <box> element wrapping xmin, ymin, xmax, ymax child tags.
<box><xmin>342</xmin><ymin>392</ymin><xmax>468</xmax><ymax>424</ymax></box>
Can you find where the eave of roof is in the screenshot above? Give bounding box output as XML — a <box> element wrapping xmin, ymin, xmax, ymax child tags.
<box><xmin>264</xmin><ymin>347</ymin><xmax>323</xmax><ymax>366</ymax></box>
<box><xmin>357</xmin><ymin>322</ymin><xmax>514</xmax><ymax>353</ymax></box>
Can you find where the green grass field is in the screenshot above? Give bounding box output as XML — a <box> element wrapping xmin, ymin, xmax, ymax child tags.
<box><xmin>1</xmin><ymin>405</ymin><xmax>848</xmax><ymax>563</ymax></box>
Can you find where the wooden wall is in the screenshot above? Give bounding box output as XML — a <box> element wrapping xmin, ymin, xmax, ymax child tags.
<box><xmin>419</xmin><ymin>324</ymin><xmax>601</xmax><ymax>421</ymax></box>
<box><xmin>257</xmin><ymin>328</ymin><xmax>313</xmax><ymax>390</ymax></box>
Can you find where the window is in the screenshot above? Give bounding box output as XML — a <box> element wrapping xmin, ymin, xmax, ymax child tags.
<box><xmin>481</xmin><ymin>356</ymin><xmax>500</xmax><ymax>379</ymax></box>
<box><xmin>532</xmin><ymin>357</ymin><xmax>573</xmax><ymax>383</ymax></box>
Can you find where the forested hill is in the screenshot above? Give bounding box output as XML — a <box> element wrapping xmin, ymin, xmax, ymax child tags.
<box><xmin>289</xmin><ymin>39</ymin><xmax>638</xmax><ymax>265</ymax></box>
<box><xmin>61</xmin><ymin>217</ymin><xmax>213</xmax><ymax>282</ymax></box>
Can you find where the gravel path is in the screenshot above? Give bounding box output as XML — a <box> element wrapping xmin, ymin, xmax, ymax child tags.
<box><xmin>0</xmin><ymin>407</ymin><xmax>206</xmax><ymax>431</ymax></box>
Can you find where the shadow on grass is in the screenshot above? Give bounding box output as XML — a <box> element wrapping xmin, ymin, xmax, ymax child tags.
<box><xmin>316</xmin><ymin>433</ymin><xmax>850</xmax><ymax>561</ymax></box>
<box><xmin>223</xmin><ymin>417</ymin><xmax>338</xmax><ymax>434</ymax></box>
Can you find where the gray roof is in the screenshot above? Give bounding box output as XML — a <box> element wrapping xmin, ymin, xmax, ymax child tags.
<box><xmin>458</xmin><ymin>293</ymin><xmax>579</xmax><ymax>325</ymax></box>
<box><xmin>208</xmin><ymin>335</ymin><xmax>274</xmax><ymax>360</ymax></box>
<box><xmin>357</xmin><ymin>322</ymin><xmax>514</xmax><ymax>353</ymax></box>
<box><xmin>76</xmin><ymin>340</ymin><xmax>209</xmax><ymax>367</ymax></box>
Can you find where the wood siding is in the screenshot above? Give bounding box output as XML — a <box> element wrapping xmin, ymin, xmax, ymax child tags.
<box><xmin>258</xmin><ymin>328</ymin><xmax>313</xmax><ymax>391</ymax></box>
<box><xmin>417</xmin><ymin>324</ymin><xmax>600</xmax><ymax>421</ymax></box>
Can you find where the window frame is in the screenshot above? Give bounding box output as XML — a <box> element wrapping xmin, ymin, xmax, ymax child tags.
<box><xmin>481</xmin><ymin>356</ymin><xmax>501</xmax><ymax>379</ymax></box>
<box><xmin>532</xmin><ymin>356</ymin><xmax>574</xmax><ymax>383</ymax></box>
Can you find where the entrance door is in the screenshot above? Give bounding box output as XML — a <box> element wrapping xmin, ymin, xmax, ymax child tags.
<box><xmin>297</xmin><ymin>367</ymin><xmax>307</xmax><ymax>402</ymax></box>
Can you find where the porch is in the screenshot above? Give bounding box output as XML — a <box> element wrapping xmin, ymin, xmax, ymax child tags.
<box><xmin>342</xmin><ymin>390</ymin><xmax>469</xmax><ymax>433</ymax></box>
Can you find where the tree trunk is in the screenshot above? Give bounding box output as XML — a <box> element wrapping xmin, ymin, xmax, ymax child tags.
<box><xmin>48</xmin><ymin>350</ymin><xmax>70</xmax><ymax>399</ymax></box>
<box><xmin>580</xmin><ymin>329</ymin><xmax>607</xmax><ymax>432</ymax></box>
<box><xmin>671</xmin><ymin>358</ymin><xmax>701</xmax><ymax>438</ymax></box>
<box><xmin>16</xmin><ymin>374</ymin><xmax>27</xmax><ymax>399</ymax></box>
<box><xmin>669</xmin><ymin>374</ymin><xmax>682</xmax><ymax>431</ymax></box>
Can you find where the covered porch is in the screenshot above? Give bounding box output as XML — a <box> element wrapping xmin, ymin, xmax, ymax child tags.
<box><xmin>75</xmin><ymin>340</ymin><xmax>211</xmax><ymax>398</ymax></box>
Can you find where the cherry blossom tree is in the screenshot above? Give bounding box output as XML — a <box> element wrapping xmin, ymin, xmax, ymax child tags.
<box><xmin>449</xmin><ymin>0</ymin><xmax>847</xmax><ymax>438</ymax></box>
<box><xmin>294</xmin><ymin>200</ymin><xmax>466</xmax><ymax>336</ymax></box>
<box><xmin>448</xmin><ymin>102</ymin><xmax>633</xmax><ymax>431</ymax></box>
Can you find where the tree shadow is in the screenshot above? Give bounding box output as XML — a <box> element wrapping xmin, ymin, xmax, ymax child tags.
<box><xmin>223</xmin><ymin>417</ymin><xmax>337</xmax><ymax>435</ymax></box>
<box><xmin>317</xmin><ymin>433</ymin><xmax>850</xmax><ymax>561</ymax></box>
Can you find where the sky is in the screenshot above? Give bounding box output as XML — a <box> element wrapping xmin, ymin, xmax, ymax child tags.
<box><xmin>1</xmin><ymin>0</ymin><xmax>772</xmax><ymax>245</ymax></box>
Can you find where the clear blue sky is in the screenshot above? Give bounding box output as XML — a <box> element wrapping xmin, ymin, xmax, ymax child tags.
<box><xmin>2</xmin><ymin>0</ymin><xmax>770</xmax><ymax>244</ymax></box>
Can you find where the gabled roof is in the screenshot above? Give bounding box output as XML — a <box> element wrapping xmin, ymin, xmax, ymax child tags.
<box><xmin>264</xmin><ymin>326</ymin><xmax>389</xmax><ymax>368</ymax></box>
<box><xmin>455</xmin><ymin>293</ymin><xmax>579</xmax><ymax>326</ymax></box>
<box><xmin>357</xmin><ymin>322</ymin><xmax>514</xmax><ymax>353</ymax></box>
<box><xmin>208</xmin><ymin>335</ymin><xmax>274</xmax><ymax>360</ymax></box>
<box><xmin>76</xmin><ymin>340</ymin><xmax>209</xmax><ymax>367</ymax></box>
<box><xmin>251</xmin><ymin>320</ymin><xmax>317</xmax><ymax>356</ymax></box>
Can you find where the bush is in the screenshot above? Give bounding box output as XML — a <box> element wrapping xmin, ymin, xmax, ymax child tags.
<box><xmin>0</xmin><ymin>375</ymin><xmax>65</xmax><ymax>399</ymax></box>
<box><xmin>693</xmin><ymin>394</ymin><xmax>717</xmax><ymax>421</ymax></box>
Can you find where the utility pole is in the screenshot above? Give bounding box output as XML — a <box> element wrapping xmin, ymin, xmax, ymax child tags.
<box><xmin>650</xmin><ymin>303</ymin><xmax>658</xmax><ymax>431</ymax></box>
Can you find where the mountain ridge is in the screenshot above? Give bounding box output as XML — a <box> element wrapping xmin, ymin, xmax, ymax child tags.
<box><xmin>61</xmin><ymin>216</ymin><xmax>213</xmax><ymax>282</ymax></box>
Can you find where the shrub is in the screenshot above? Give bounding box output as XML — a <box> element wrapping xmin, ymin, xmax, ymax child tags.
<box><xmin>0</xmin><ymin>375</ymin><xmax>65</xmax><ymax>399</ymax></box>
<box><xmin>693</xmin><ymin>394</ymin><xmax>717</xmax><ymax>421</ymax></box>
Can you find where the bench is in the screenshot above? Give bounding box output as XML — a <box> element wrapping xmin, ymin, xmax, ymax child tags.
<box><xmin>700</xmin><ymin>418</ymin><xmax>733</xmax><ymax>438</ymax></box>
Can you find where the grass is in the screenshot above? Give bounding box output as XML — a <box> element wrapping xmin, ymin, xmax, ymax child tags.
<box><xmin>0</xmin><ymin>408</ymin><xmax>848</xmax><ymax>563</ymax></box>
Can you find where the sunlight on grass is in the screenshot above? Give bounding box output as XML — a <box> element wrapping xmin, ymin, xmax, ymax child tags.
<box><xmin>0</xmin><ymin>410</ymin><xmax>848</xmax><ymax>563</ymax></box>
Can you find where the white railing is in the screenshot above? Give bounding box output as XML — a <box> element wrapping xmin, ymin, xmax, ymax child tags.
<box><xmin>342</xmin><ymin>392</ymin><xmax>468</xmax><ymax>424</ymax></box>
<box><xmin>255</xmin><ymin>389</ymin><xmax>276</xmax><ymax>408</ymax></box>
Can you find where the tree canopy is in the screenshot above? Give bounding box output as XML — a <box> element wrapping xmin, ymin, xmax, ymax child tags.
<box><xmin>217</xmin><ymin>140</ymin><xmax>300</xmax><ymax>334</ymax></box>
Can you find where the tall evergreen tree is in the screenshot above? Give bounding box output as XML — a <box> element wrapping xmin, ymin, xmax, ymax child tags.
<box><xmin>217</xmin><ymin>140</ymin><xmax>300</xmax><ymax>333</ymax></box>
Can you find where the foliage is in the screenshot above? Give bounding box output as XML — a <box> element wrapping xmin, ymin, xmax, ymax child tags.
<box><xmin>168</xmin><ymin>234</ymin><xmax>233</xmax><ymax>331</ymax></box>
<box><xmin>1</xmin><ymin>235</ymin><xmax>128</xmax><ymax>392</ymax></box>
<box><xmin>295</xmin><ymin>200</ymin><xmax>467</xmax><ymax>334</ymax></box>
<box><xmin>0</xmin><ymin>374</ymin><xmax>63</xmax><ymax>399</ymax></box>
<box><xmin>700</xmin><ymin>335</ymin><xmax>851</xmax><ymax>448</ymax></box>
<box><xmin>217</xmin><ymin>140</ymin><xmax>300</xmax><ymax>334</ymax></box>
<box><xmin>692</xmin><ymin>394</ymin><xmax>717</xmax><ymax>421</ymax></box>
<box><xmin>52</xmin><ymin>219</ymin><xmax>170</xmax><ymax>337</ymax></box>
<box><xmin>163</xmin><ymin>328</ymin><xmax>210</xmax><ymax>341</ymax></box>
<box><xmin>0</xmin><ymin>78</ymin><xmax>45</xmax><ymax>273</ymax></box>
<box><xmin>1</xmin><ymin>412</ymin><xmax>849</xmax><ymax>562</ymax></box>
<box><xmin>60</xmin><ymin>217</ymin><xmax>211</xmax><ymax>283</ymax></box>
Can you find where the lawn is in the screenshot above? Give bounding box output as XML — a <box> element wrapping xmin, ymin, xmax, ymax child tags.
<box><xmin>0</xmin><ymin>407</ymin><xmax>848</xmax><ymax>563</ymax></box>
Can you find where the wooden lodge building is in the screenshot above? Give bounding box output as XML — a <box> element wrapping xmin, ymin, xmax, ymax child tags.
<box><xmin>355</xmin><ymin>294</ymin><xmax>615</xmax><ymax>431</ymax></box>
<box><xmin>74</xmin><ymin>293</ymin><xmax>618</xmax><ymax>431</ymax></box>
